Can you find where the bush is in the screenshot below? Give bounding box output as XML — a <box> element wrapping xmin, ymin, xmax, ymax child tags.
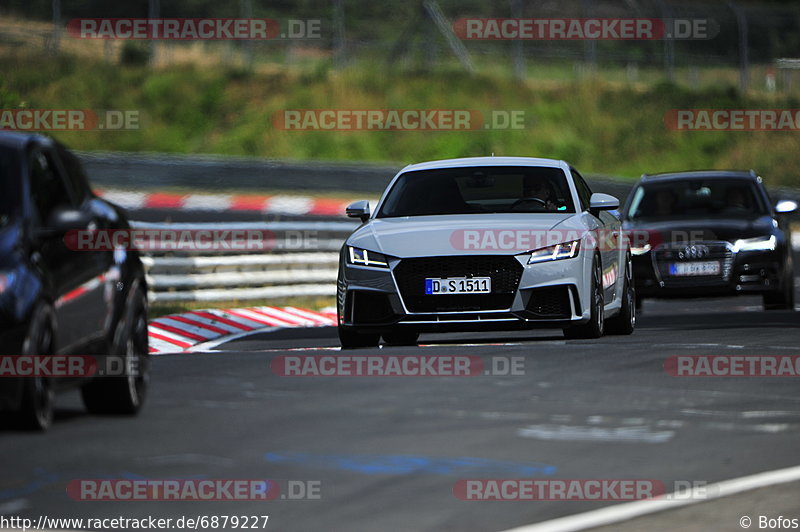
<box><xmin>120</xmin><ymin>42</ymin><xmax>150</xmax><ymax>66</ymax></box>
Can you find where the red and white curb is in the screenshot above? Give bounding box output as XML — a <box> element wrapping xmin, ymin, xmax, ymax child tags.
<box><xmin>95</xmin><ymin>189</ymin><xmax>374</xmax><ymax>216</ymax></box>
<box><xmin>148</xmin><ymin>306</ymin><xmax>337</xmax><ymax>354</ymax></box>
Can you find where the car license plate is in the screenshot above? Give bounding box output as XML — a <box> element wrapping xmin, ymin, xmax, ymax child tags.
<box><xmin>669</xmin><ymin>261</ymin><xmax>721</xmax><ymax>276</ymax></box>
<box><xmin>425</xmin><ymin>277</ymin><xmax>491</xmax><ymax>295</ymax></box>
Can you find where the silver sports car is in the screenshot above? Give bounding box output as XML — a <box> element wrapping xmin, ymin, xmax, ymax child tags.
<box><xmin>337</xmin><ymin>157</ymin><xmax>635</xmax><ymax>348</ymax></box>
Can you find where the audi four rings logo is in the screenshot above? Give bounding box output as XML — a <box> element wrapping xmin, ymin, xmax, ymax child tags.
<box><xmin>678</xmin><ymin>245</ymin><xmax>709</xmax><ymax>259</ymax></box>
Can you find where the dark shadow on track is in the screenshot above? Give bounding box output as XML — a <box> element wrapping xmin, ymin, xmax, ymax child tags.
<box><xmin>637</xmin><ymin>309</ymin><xmax>796</xmax><ymax>330</ymax></box>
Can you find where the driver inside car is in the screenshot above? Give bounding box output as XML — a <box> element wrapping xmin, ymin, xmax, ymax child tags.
<box><xmin>522</xmin><ymin>175</ymin><xmax>559</xmax><ymax>211</ymax></box>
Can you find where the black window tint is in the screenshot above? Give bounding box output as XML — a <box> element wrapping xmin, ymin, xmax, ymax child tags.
<box><xmin>377</xmin><ymin>166</ymin><xmax>576</xmax><ymax>217</ymax></box>
<box><xmin>626</xmin><ymin>178</ymin><xmax>768</xmax><ymax>219</ymax></box>
<box><xmin>29</xmin><ymin>149</ymin><xmax>72</xmax><ymax>224</ymax></box>
<box><xmin>0</xmin><ymin>148</ymin><xmax>22</xmax><ymax>225</ymax></box>
<box><xmin>571</xmin><ymin>167</ymin><xmax>593</xmax><ymax>211</ymax></box>
<box><xmin>56</xmin><ymin>144</ymin><xmax>92</xmax><ymax>203</ymax></box>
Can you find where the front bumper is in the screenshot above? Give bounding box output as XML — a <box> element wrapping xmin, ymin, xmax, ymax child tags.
<box><xmin>632</xmin><ymin>242</ymin><xmax>786</xmax><ymax>298</ymax></box>
<box><xmin>337</xmin><ymin>251</ymin><xmax>592</xmax><ymax>332</ymax></box>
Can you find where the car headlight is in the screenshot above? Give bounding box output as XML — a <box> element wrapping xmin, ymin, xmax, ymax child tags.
<box><xmin>631</xmin><ymin>243</ymin><xmax>651</xmax><ymax>256</ymax></box>
<box><xmin>347</xmin><ymin>246</ymin><xmax>390</xmax><ymax>268</ymax></box>
<box><xmin>733</xmin><ymin>235</ymin><xmax>776</xmax><ymax>253</ymax></box>
<box><xmin>528</xmin><ymin>240</ymin><xmax>580</xmax><ymax>264</ymax></box>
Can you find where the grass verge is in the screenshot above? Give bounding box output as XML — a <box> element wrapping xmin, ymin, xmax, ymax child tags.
<box><xmin>2</xmin><ymin>49</ymin><xmax>800</xmax><ymax>187</ymax></box>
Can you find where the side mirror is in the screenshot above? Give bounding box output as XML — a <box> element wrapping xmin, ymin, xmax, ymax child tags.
<box><xmin>46</xmin><ymin>207</ymin><xmax>93</xmax><ymax>233</ymax></box>
<box><xmin>588</xmin><ymin>193</ymin><xmax>619</xmax><ymax>214</ymax></box>
<box><xmin>346</xmin><ymin>200</ymin><xmax>371</xmax><ymax>222</ymax></box>
<box><xmin>775</xmin><ymin>199</ymin><xmax>798</xmax><ymax>214</ymax></box>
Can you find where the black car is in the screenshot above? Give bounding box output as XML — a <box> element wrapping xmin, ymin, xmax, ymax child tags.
<box><xmin>0</xmin><ymin>132</ymin><xmax>149</xmax><ymax>430</ymax></box>
<box><xmin>622</xmin><ymin>170</ymin><xmax>796</xmax><ymax>310</ymax></box>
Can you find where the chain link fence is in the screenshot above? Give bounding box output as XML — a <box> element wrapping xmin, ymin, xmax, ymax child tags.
<box><xmin>3</xmin><ymin>0</ymin><xmax>800</xmax><ymax>93</ymax></box>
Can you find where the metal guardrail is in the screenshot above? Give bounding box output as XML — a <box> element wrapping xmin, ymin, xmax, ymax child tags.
<box><xmin>79</xmin><ymin>151</ymin><xmax>400</xmax><ymax>195</ymax></box>
<box><xmin>132</xmin><ymin>221</ymin><xmax>353</xmax><ymax>303</ymax></box>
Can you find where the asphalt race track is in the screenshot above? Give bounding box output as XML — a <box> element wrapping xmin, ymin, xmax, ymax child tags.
<box><xmin>1</xmin><ymin>290</ymin><xmax>798</xmax><ymax>531</ymax></box>
<box><xmin>2</xmin><ymin>178</ymin><xmax>799</xmax><ymax>531</ymax></box>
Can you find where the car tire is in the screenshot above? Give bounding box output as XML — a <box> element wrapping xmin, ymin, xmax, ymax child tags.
<box><xmin>563</xmin><ymin>256</ymin><xmax>604</xmax><ymax>339</ymax></box>
<box><xmin>763</xmin><ymin>263</ymin><xmax>795</xmax><ymax>311</ymax></box>
<box><xmin>338</xmin><ymin>325</ymin><xmax>380</xmax><ymax>349</ymax></box>
<box><xmin>382</xmin><ymin>331</ymin><xmax>420</xmax><ymax>346</ymax></box>
<box><xmin>81</xmin><ymin>287</ymin><xmax>149</xmax><ymax>415</ymax></box>
<box><xmin>18</xmin><ymin>303</ymin><xmax>56</xmax><ymax>431</ymax></box>
<box><xmin>606</xmin><ymin>254</ymin><xmax>635</xmax><ymax>335</ymax></box>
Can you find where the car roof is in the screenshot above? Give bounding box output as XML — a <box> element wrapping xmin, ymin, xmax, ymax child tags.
<box><xmin>0</xmin><ymin>131</ymin><xmax>52</xmax><ymax>150</ymax></box>
<box><xmin>640</xmin><ymin>170</ymin><xmax>759</xmax><ymax>183</ymax></box>
<box><xmin>400</xmin><ymin>156</ymin><xmax>568</xmax><ymax>172</ymax></box>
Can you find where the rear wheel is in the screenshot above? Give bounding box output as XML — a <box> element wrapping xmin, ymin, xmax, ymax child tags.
<box><xmin>18</xmin><ymin>304</ymin><xmax>56</xmax><ymax>431</ymax></box>
<box><xmin>564</xmin><ymin>256</ymin><xmax>604</xmax><ymax>339</ymax></box>
<box><xmin>82</xmin><ymin>287</ymin><xmax>150</xmax><ymax>415</ymax></box>
<box><xmin>382</xmin><ymin>331</ymin><xmax>419</xmax><ymax>346</ymax></box>
<box><xmin>606</xmin><ymin>254</ymin><xmax>635</xmax><ymax>335</ymax></box>
<box><xmin>338</xmin><ymin>325</ymin><xmax>380</xmax><ymax>349</ymax></box>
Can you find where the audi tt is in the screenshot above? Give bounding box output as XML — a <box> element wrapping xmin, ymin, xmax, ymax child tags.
<box><xmin>336</xmin><ymin>157</ymin><xmax>635</xmax><ymax>348</ymax></box>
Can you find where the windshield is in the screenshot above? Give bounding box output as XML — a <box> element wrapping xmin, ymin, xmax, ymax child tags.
<box><xmin>0</xmin><ymin>147</ymin><xmax>22</xmax><ymax>227</ymax></box>
<box><xmin>377</xmin><ymin>166</ymin><xmax>576</xmax><ymax>218</ymax></box>
<box><xmin>626</xmin><ymin>178</ymin><xmax>768</xmax><ymax>220</ymax></box>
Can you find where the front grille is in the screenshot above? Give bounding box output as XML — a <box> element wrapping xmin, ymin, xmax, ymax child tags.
<box><xmin>394</xmin><ymin>256</ymin><xmax>523</xmax><ymax>312</ymax></box>
<box><xmin>653</xmin><ymin>241</ymin><xmax>733</xmax><ymax>287</ymax></box>
<box><xmin>525</xmin><ymin>286</ymin><xmax>572</xmax><ymax>318</ymax></box>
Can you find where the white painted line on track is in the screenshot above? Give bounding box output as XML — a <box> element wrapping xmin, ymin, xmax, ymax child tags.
<box><xmin>517</xmin><ymin>424</ymin><xmax>675</xmax><ymax>443</ymax></box>
<box><xmin>497</xmin><ymin>464</ymin><xmax>800</xmax><ymax>532</ymax></box>
<box><xmin>0</xmin><ymin>498</ymin><xmax>29</xmax><ymax>514</ymax></box>
<box><xmin>186</xmin><ymin>327</ymin><xmax>282</xmax><ymax>353</ymax></box>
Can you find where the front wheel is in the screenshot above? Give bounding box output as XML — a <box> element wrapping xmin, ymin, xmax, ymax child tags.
<box><xmin>564</xmin><ymin>256</ymin><xmax>604</xmax><ymax>339</ymax></box>
<box><xmin>606</xmin><ymin>255</ymin><xmax>636</xmax><ymax>335</ymax></box>
<box><xmin>82</xmin><ymin>287</ymin><xmax>150</xmax><ymax>415</ymax></box>
<box><xmin>338</xmin><ymin>325</ymin><xmax>380</xmax><ymax>349</ymax></box>
<box><xmin>18</xmin><ymin>304</ymin><xmax>56</xmax><ymax>431</ymax></box>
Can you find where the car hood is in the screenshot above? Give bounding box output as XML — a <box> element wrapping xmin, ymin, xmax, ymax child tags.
<box><xmin>623</xmin><ymin>216</ymin><xmax>777</xmax><ymax>245</ymax></box>
<box><xmin>347</xmin><ymin>213</ymin><xmax>582</xmax><ymax>257</ymax></box>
